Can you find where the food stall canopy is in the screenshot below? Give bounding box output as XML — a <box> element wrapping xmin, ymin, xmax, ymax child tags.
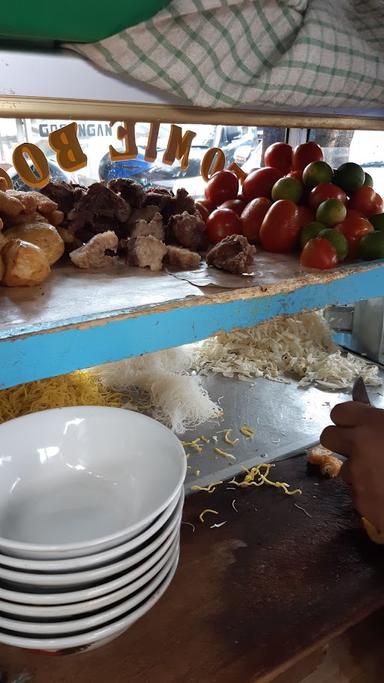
<box><xmin>68</xmin><ymin>0</ymin><xmax>384</xmax><ymax>110</ymax></box>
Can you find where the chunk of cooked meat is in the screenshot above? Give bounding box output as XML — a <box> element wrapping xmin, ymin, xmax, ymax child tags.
<box><xmin>125</xmin><ymin>235</ymin><xmax>167</xmax><ymax>272</ymax></box>
<box><xmin>129</xmin><ymin>205</ymin><xmax>161</xmax><ymax>225</ymax></box>
<box><xmin>108</xmin><ymin>178</ymin><xmax>145</xmax><ymax>208</ymax></box>
<box><xmin>167</xmin><ymin>211</ymin><xmax>206</xmax><ymax>250</ymax></box>
<box><xmin>307</xmin><ymin>446</ymin><xmax>343</xmax><ymax>478</ymax></box>
<box><xmin>40</xmin><ymin>181</ymin><xmax>85</xmax><ymax>215</ymax></box>
<box><xmin>165</xmin><ymin>245</ymin><xmax>201</xmax><ymax>270</ymax></box>
<box><xmin>69</xmin><ymin>231</ymin><xmax>118</xmax><ymax>269</ymax></box>
<box><xmin>161</xmin><ymin>188</ymin><xmax>196</xmax><ymax>221</ymax></box>
<box><xmin>206</xmin><ymin>234</ymin><xmax>256</xmax><ymax>275</ymax></box>
<box><xmin>142</xmin><ymin>186</ymin><xmax>174</xmax><ymax>209</ymax></box>
<box><xmin>68</xmin><ymin>183</ymin><xmax>131</xmax><ymax>229</ymax></box>
<box><xmin>131</xmin><ymin>212</ymin><xmax>165</xmax><ymax>241</ymax></box>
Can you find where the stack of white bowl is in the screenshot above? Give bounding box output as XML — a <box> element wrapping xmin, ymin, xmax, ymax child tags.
<box><xmin>0</xmin><ymin>406</ymin><xmax>186</xmax><ymax>654</ymax></box>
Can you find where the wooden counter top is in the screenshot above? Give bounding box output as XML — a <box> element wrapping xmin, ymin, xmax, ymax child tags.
<box><xmin>1</xmin><ymin>455</ymin><xmax>384</xmax><ymax>682</ymax></box>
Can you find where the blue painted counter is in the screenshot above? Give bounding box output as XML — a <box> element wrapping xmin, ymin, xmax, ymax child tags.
<box><xmin>1</xmin><ymin>259</ymin><xmax>383</xmax><ymax>389</ymax></box>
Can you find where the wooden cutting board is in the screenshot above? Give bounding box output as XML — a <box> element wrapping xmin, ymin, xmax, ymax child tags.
<box><xmin>1</xmin><ymin>455</ymin><xmax>384</xmax><ymax>683</ymax></box>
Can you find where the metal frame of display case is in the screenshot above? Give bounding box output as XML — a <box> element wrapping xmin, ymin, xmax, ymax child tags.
<box><xmin>1</xmin><ymin>47</ymin><xmax>384</xmax><ymax>389</ymax></box>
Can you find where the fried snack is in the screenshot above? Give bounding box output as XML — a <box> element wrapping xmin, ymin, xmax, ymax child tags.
<box><xmin>125</xmin><ymin>235</ymin><xmax>167</xmax><ymax>272</ymax></box>
<box><xmin>47</xmin><ymin>209</ymin><xmax>64</xmax><ymax>227</ymax></box>
<box><xmin>307</xmin><ymin>445</ymin><xmax>343</xmax><ymax>478</ymax></box>
<box><xmin>5</xmin><ymin>211</ymin><xmax>49</xmax><ymax>227</ymax></box>
<box><xmin>4</xmin><ymin>223</ymin><xmax>65</xmax><ymax>265</ymax></box>
<box><xmin>0</xmin><ymin>190</ymin><xmax>24</xmax><ymax>217</ymax></box>
<box><xmin>0</xmin><ymin>252</ymin><xmax>4</xmax><ymax>281</ymax></box>
<box><xmin>29</xmin><ymin>191</ymin><xmax>58</xmax><ymax>216</ymax></box>
<box><xmin>0</xmin><ymin>178</ymin><xmax>8</xmax><ymax>192</ymax></box>
<box><xmin>2</xmin><ymin>239</ymin><xmax>50</xmax><ymax>286</ymax></box>
<box><xmin>166</xmin><ymin>245</ymin><xmax>201</xmax><ymax>270</ymax></box>
<box><xmin>69</xmin><ymin>231</ymin><xmax>118</xmax><ymax>269</ymax></box>
<box><xmin>6</xmin><ymin>190</ymin><xmax>39</xmax><ymax>214</ymax></box>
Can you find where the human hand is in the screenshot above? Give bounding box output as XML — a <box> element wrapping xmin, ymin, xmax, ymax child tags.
<box><xmin>321</xmin><ymin>401</ymin><xmax>384</xmax><ymax>535</ymax></box>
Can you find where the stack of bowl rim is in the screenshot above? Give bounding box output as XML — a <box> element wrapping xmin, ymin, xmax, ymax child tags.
<box><xmin>0</xmin><ymin>405</ymin><xmax>186</xmax><ymax>654</ymax></box>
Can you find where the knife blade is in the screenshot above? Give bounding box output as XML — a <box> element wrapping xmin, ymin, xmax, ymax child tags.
<box><xmin>352</xmin><ymin>376</ymin><xmax>371</xmax><ymax>405</ymax></box>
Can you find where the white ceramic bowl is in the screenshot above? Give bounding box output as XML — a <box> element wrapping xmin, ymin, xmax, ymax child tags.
<box><xmin>0</xmin><ymin>486</ymin><xmax>183</xmax><ymax>572</ymax></box>
<box><xmin>1</xmin><ymin>503</ymin><xmax>182</xmax><ymax>588</ymax></box>
<box><xmin>0</xmin><ymin>406</ymin><xmax>186</xmax><ymax>559</ymax></box>
<box><xmin>0</xmin><ymin>551</ymin><xmax>179</xmax><ymax>654</ymax></box>
<box><xmin>0</xmin><ymin>521</ymin><xmax>180</xmax><ymax>604</ymax></box>
<box><xmin>0</xmin><ymin>538</ymin><xmax>179</xmax><ymax>635</ymax></box>
<box><xmin>0</xmin><ymin>532</ymin><xmax>178</xmax><ymax>619</ymax></box>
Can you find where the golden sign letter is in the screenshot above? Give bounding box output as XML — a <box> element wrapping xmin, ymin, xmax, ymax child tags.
<box><xmin>144</xmin><ymin>122</ymin><xmax>160</xmax><ymax>163</ymax></box>
<box><xmin>228</xmin><ymin>162</ymin><xmax>247</xmax><ymax>183</ymax></box>
<box><xmin>162</xmin><ymin>125</ymin><xmax>196</xmax><ymax>170</ymax></box>
<box><xmin>49</xmin><ymin>122</ymin><xmax>87</xmax><ymax>172</ymax></box>
<box><xmin>109</xmin><ymin>121</ymin><xmax>138</xmax><ymax>161</ymax></box>
<box><xmin>200</xmin><ymin>147</ymin><xmax>225</xmax><ymax>182</ymax></box>
<box><xmin>0</xmin><ymin>168</ymin><xmax>13</xmax><ymax>190</ymax></box>
<box><xmin>12</xmin><ymin>143</ymin><xmax>49</xmax><ymax>189</ymax></box>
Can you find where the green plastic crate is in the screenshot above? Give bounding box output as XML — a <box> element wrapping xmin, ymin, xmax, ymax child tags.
<box><xmin>0</xmin><ymin>0</ymin><xmax>171</xmax><ymax>43</ymax></box>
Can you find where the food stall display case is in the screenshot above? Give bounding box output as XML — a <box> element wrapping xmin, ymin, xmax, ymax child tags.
<box><xmin>1</xmin><ymin>46</ymin><xmax>384</xmax><ymax>683</ymax></box>
<box><xmin>1</xmin><ymin>49</ymin><xmax>384</xmax><ymax>390</ymax></box>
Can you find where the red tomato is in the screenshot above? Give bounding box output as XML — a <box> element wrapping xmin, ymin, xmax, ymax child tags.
<box><xmin>205</xmin><ymin>170</ymin><xmax>239</xmax><ymax>205</ymax></box>
<box><xmin>241</xmin><ymin>197</ymin><xmax>272</xmax><ymax>243</ymax></box>
<box><xmin>335</xmin><ymin>216</ymin><xmax>374</xmax><ymax>259</ymax></box>
<box><xmin>242</xmin><ymin>167</ymin><xmax>284</xmax><ymax>201</ymax></box>
<box><xmin>308</xmin><ymin>183</ymin><xmax>347</xmax><ymax>211</ymax></box>
<box><xmin>264</xmin><ymin>143</ymin><xmax>293</xmax><ymax>173</ymax></box>
<box><xmin>196</xmin><ymin>201</ymin><xmax>211</xmax><ymax>222</ymax></box>
<box><xmin>259</xmin><ymin>200</ymin><xmax>300</xmax><ymax>253</ymax></box>
<box><xmin>206</xmin><ymin>208</ymin><xmax>242</xmax><ymax>244</ymax></box>
<box><xmin>296</xmin><ymin>205</ymin><xmax>315</xmax><ymax>228</ymax></box>
<box><xmin>349</xmin><ymin>186</ymin><xmax>384</xmax><ymax>217</ymax></box>
<box><xmin>287</xmin><ymin>170</ymin><xmax>303</xmax><ymax>182</ymax></box>
<box><xmin>345</xmin><ymin>208</ymin><xmax>364</xmax><ymax>220</ymax></box>
<box><xmin>300</xmin><ymin>238</ymin><xmax>338</xmax><ymax>270</ymax></box>
<box><xmin>220</xmin><ymin>199</ymin><xmax>246</xmax><ymax>216</ymax></box>
<box><xmin>292</xmin><ymin>142</ymin><xmax>323</xmax><ymax>172</ymax></box>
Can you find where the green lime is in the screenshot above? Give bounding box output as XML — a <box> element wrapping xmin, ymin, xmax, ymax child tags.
<box><xmin>364</xmin><ymin>172</ymin><xmax>374</xmax><ymax>187</ymax></box>
<box><xmin>369</xmin><ymin>213</ymin><xmax>384</xmax><ymax>231</ymax></box>
<box><xmin>271</xmin><ymin>176</ymin><xmax>303</xmax><ymax>203</ymax></box>
<box><xmin>302</xmin><ymin>161</ymin><xmax>333</xmax><ymax>189</ymax></box>
<box><xmin>316</xmin><ymin>198</ymin><xmax>347</xmax><ymax>226</ymax></box>
<box><xmin>359</xmin><ymin>232</ymin><xmax>384</xmax><ymax>260</ymax></box>
<box><xmin>333</xmin><ymin>162</ymin><xmax>365</xmax><ymax>195</ymax></box>
<box><xmin>319</xmin><ymin>228</ymin><xmax>348</xmax><ymax>261</ymax></box>
<box><xmin>300</xmin><ymin>221</ymin><xmax>326</xmax><ymax>248</ymax></box>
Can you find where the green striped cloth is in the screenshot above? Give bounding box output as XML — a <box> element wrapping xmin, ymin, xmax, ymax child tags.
<box><xmin>68</xmin><ymin>0</ymin><xmax>384</xmax><ymax>109</ymax></box>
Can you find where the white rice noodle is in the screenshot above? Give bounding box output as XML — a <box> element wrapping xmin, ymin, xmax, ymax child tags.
<box><xmin>93</xmin><ymin>346</ymin><xmax>219</xmax><ymax>433</ymax></box>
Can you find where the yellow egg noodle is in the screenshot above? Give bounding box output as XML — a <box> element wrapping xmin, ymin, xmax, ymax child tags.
<box><xmin>0</xmin><ymin>371</ymin><xmax>124</xmax><ymax>424</ymax></box>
